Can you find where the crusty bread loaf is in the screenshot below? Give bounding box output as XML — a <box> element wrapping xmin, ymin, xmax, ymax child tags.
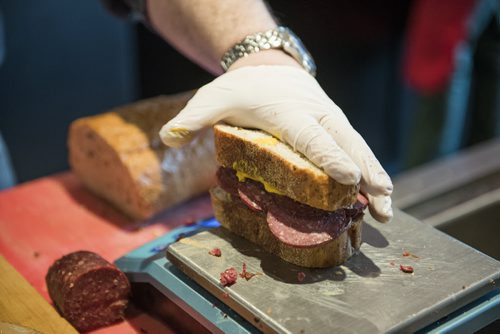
<box><xmin>68</xmin><ymin>93</ymin><xmax>217</xmax><ymax>220</ymax></box>
<box><xmin>211</xmin><ymin>187</ymin><xmax>362</xmax><ymax>268</ymax></box>
<box><xmin>214</xmin><ymin>124</ymin><xmax>358</xmax><ymax>211</ymax></box>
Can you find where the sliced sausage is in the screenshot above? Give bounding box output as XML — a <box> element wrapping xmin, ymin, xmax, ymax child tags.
<box><xmin>46</xmin><ymin>251</ymin><xmax>130</xmax><ymax>331</ymax></box>
<box><xmin>217</xmin><ymin>167</ymin><xmax>367</xmax><ymax>247</ymax></box>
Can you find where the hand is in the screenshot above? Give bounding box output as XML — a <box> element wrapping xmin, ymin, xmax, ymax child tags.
<box><xmin>160</xmin><ymin>65</ymin><xmax>393</xmax><ymax>223</ymax></box>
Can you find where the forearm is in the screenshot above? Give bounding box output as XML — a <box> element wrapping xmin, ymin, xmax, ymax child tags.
<box><xmin>147</xmin><ymin>0</ymin><xmax>285</xmax><ymax>74</ymax></box>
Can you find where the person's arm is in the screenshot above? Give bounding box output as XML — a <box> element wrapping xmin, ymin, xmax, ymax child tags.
<box><xmin>147</xmin><ymin>0</ymin><xmax>300</xmax><ymax>74</ymax></box>
<box><xmin>146</xmin><ymin>0</ymin><xmax>393</xmax><ymax>223</ymax></box>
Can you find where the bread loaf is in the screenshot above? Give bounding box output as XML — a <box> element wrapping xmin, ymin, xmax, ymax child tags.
<box><xmin>214</xmin><ymin>124</ymin><xmax>359</xmax><ymax>211</ymax></box>
<box><xmin>68</xmin><ymin>92</ymin><xmax>217</xmax><ymax>220</ymax></box>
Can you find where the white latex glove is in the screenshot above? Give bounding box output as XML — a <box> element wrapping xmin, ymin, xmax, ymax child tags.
<box><xmin>160</xmin><ymin>66</ymin><xmax>393</xmax><ymax>223</ymax></box>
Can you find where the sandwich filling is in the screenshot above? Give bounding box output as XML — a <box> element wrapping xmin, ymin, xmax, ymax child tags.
<box><xmin>216</xmin><ymin>167</ymin><xmax>368</xmax><ymax>248</ymax></box>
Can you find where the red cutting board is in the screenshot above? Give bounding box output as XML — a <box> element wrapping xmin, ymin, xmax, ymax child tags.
<box><xmin>0</xmin><ymin>172</ymin><xmax>213</xmax><ymax>333</ymax></box>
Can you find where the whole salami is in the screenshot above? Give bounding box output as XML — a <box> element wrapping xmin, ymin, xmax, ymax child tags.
<box><xmin>45</xmin><ymin>251</ymin><xmax>130</xmax><ymax>331</ymax></box>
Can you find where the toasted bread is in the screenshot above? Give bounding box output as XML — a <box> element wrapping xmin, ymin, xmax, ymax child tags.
<box><xmin>214</xmin><ymin>124</ymin><xmax>358</xmax><ymax>211</ymax></box>
<box><xmin>68</xmin><ymin>93</ymin><xmax>217</xmax><ymax>220</ymax></box>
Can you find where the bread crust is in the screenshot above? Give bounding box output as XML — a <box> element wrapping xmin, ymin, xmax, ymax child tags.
<box><xmin>68</xmin><ymin>93</ymin><xmax>217</xmax><ymax>220</ymax></box>
<box><xmin>210</xmin><ymin>187</ymin><xmax>362</xmax><ymax>268</ymax></box>
<box><xmin>214</xmin><ymin>124</ymin><xmax>358</xmax><ymax>211</ymax></box>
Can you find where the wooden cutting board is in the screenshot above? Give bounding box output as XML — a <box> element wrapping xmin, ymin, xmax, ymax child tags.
<box><xmin>0</xmin><ymin>255</ymin><xmax>77</xmax><ymax>333</ymax></box>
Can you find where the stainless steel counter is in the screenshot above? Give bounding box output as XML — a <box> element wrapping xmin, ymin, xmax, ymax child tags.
<box><xmin>392</xmin><ymin>138</ymin><xmax>500</xmax><ymax>260</ymax></box>
<box><xmin>167</xmin><ymin>208</ymin><xmax>500</xmax><ymax>334</ymax></box>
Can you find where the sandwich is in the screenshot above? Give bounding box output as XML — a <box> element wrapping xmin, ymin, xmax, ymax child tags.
<box><xmin>210</xmin><ymin>124</ymin><xmax>368</xmax><ymax>268</ymax></box>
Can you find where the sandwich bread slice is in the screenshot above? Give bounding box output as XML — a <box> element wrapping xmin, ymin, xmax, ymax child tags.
<box><xmin>210</xmin><ymin>124</ymin><xmax>368</xmax><ymax>268</ymax></box>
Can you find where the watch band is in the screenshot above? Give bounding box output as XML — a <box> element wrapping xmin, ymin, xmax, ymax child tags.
<box><xmin>220</xmin><ymin>26</ymin><xmax>317</xmax><ymax>76</ymax></box>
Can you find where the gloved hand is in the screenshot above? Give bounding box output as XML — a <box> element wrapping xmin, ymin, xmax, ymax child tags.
<box><xmin>160</xmin><ymin>65</ymin><xmax>393</xmax><ymax>223</ymax></box>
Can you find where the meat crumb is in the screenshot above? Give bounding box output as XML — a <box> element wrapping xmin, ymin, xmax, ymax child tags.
<box><xmin>297</xmin><ymin>272</ymin><xmax>306</xmax><ymax>282</ymax></box>
<box><xmin>220</xmin><ymin>267</ymin><xmax>238</xmax><ymax>287</ymax></box>
<box><xmin>208</xmin><ymin>248</ymin><xmax>222</xmax><ymax>257</ymax></box>
<box><xmin>400</xmin><ymin>264</ymin><xmax>414</xmax><ymax>274</ymax></box>
<box><xmin>241</xmin><ymin>272</ymin><xmax>256</xmax><ymax>280</ymax></box>
<box><xmin>402</xmin><ymin>250</ymin><xmax>420</xmax><ymax>259</ymax></box>
<box><xmin>239</xmin><ymin>262</ymin><xmax>257</xmax><ymax>281</ymax></box>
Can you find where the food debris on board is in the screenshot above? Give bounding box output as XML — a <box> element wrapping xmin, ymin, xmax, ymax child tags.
<box><xmin>208</xmin><ymin>248</ymin><xmax>222</xmax><ymax>257</ymax></box>
<box><xmin>402</xmin><ymin>250</ymin><xmax>420</xmax><ymax>259</ymax></box>
<box><xmin>399</xmin><ymin>264</ymin><xmax>414</xmax><ymax>274</ymax></box>
<box><xmin>239</xmin><ymin>262</ymin><xmax>257</xmax><ymax>281</ymax></box>
<box><xmin>220</xmin><ymin>263</ymin><xmax>262</xmax><ymax>287</ymax></box>
<box><xmin>396</xmin><ymin>249</ymin><xmax>419</xmax><ymax>273</ymax></box>
<box><xmin>220</xmin><ymin>267</ymin><xmax>238</xmax><ymax>287</ymax></box>
<box><xmin>241</xmin><ymin>263</ymin><xmax>262</xmax><ymax>281</ymax></box>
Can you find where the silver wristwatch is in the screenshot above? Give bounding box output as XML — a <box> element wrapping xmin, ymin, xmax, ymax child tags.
<box><xmin>220</xmin><ymin>27</ymin><xmax>317</xmax><ymax>76</ymax></box>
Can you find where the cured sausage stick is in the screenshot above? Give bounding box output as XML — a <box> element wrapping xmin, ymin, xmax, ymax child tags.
<box><xmin>46</xmin><ymin>251</ymin><xmax>130</xmax><ymax>331</ymax></box>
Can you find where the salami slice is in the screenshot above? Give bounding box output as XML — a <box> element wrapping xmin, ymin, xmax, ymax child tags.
<box><xmin>46</xmin><ymin>251</ymin><xmax>130</xmax><ymax>332</ymax></box>
<box><xmin>266</xmin><ymin>205</ymin><xmax>353</xmax><ymax>248</ymax></box>
<box><xmin>216</xmin><ymin>167</ymin><xmax>367</xmax><ymax>247</ymax></box>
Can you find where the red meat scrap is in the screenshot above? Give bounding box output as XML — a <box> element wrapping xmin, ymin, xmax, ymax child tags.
<box><xmin>400</xmin><ymin>264</ymin><xmax>414</xmax><ymax>274</ymax></box>
<box><xmin>209</xmin><ymin>248</ymin><xmax>222</xmax><ymax>257</ymax></box>
<box><xmin>220</xmin><ymin>267</ymin><xmax>238</xmax><ymax>287</ymax></box>
<box><xmin>239</xmin><ymin>262</ymin><xmax>257</xmax><ymax>281</ymax></box>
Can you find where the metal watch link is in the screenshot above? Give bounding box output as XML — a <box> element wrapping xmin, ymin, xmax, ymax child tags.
<box><xmin>221</xmin><ymin>26</ymin><xmax>317</xmax><ymax>76</ymax></box>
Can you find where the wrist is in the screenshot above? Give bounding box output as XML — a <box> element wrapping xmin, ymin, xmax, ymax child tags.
<box><xmin>228</xmin><ymin>49</ymin><xmax>303</xmax><ymax>71</ymax></box>
<box><xmin>221</xmin><ymin>26</ymin><xmax>316</xmax><ymax>76</ymax></box>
